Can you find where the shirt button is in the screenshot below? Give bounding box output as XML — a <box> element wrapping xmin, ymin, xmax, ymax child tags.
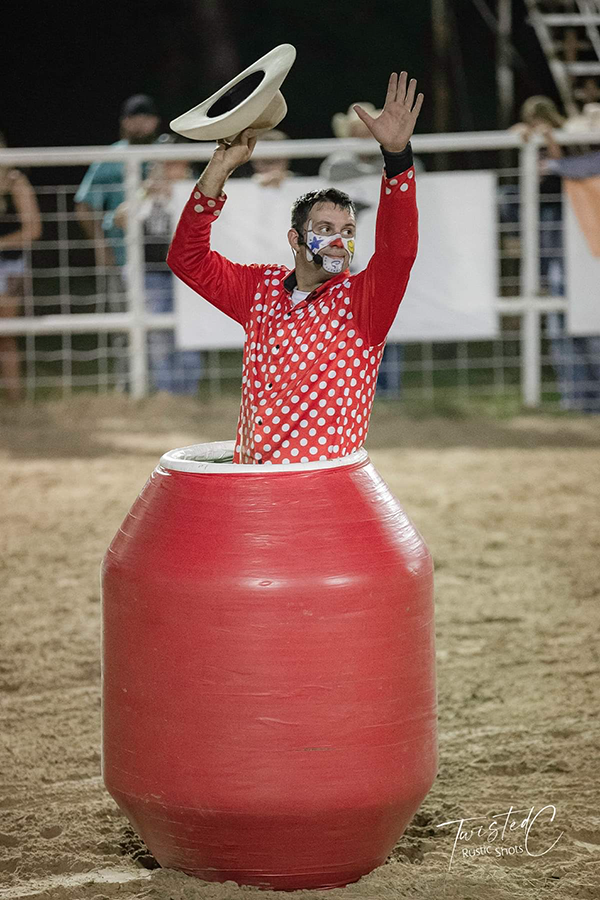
<box><xmin>257</xmin><ymin>417</ymin><xmax>263</xmax><ymax>425</ymax></box>
<box><xmin>267</xmin><ymin>383</ymin><xmax>273</xmax><ymax>389</ymax></box>
<box><xmin>275</xmin><ymin>344</ymin><xmax>280</xmax><ymax>350</ymax></box>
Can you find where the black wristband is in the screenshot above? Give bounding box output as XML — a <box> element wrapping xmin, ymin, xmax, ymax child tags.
<box><xmin>380</xmin><ymin>142</ymin><xmax>414</xmax><ymax>178</ymax></box>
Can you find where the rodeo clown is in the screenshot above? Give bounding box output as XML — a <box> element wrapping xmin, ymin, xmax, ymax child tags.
<box><xmin>168</xmin><ymin>55</ymin><xmax>423</xmax><ymax>465</ymax></box>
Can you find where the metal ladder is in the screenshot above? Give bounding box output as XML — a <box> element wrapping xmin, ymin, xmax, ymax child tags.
<box><xmin>524</xmin><ymin>0</ymin><xmax>600</xmax><ymax>114</ymax></box>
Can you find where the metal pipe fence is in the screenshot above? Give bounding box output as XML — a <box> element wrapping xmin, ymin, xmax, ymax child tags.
<box><xmin>1</xmin><ymin>130</ymin><xmax>599</xmax><ymax>410</ymax></box>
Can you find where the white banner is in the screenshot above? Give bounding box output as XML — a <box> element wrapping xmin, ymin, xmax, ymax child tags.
<box><xmin>172</xmin><ymin>171</ymin><xmax>499</xmax><ymax>349</ymax></box>
<box><xmin>565</xmin><ymin>196</ymin><xmax>600</xmax><ymax>336</ymax></box>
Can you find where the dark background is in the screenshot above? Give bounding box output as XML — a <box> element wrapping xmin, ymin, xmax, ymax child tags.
<box><xmin>2</xmin><ymin>0</ymin><xmax>557</xmax><ymax>149</ymax></box>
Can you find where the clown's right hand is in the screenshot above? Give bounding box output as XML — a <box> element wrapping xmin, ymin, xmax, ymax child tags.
<box><xmin>197</xmin><ymin>129</ymin><xmax>258</xmax><ymax>198</ymax></box>
<box><xmin>212</xmin><ymin>128</ymin><xmax>258</xmax><ymax>174</ymax></box>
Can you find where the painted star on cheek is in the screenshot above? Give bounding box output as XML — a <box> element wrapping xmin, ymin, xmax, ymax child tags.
<box><xmin>308</xmin><ymin>235</ymin><xmax>325</xmax><ymax>253</ymax></box>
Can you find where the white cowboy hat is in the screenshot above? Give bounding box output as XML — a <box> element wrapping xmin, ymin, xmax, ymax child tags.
<box><xmin>170</xmin><ymin>44</ymin><xmax>296</xmax><ymax>142</ymax></box>
<box><xmin>331</xmin><ymin>102</ymin><xmax>382</xmax><ymax>138</ymax></box>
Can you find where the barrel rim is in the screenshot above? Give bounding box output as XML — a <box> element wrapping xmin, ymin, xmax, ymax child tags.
<box><xmin>159</xmin><ymin>441</ymin><xmax>369</xmax><ymax>473</ymax></box>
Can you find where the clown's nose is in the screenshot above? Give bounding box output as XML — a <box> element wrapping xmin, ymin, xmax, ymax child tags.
<box><xmin>329</xmin><ymin>237</ymin><xmax>344</xmax><ymax>248</ymax></box>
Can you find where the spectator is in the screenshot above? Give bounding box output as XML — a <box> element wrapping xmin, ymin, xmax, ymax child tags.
<box><xmin>508</xmin><ymin>96</ymin><xmax>600</xmax><ymax>412</ymax></box>
<box><xmin>319</xmin><ymin>104</ymin><xmax>424</xmax><ymax>397</ymax></box>
<box><xmin>0</xmin><ymin>131</ymin><xmax>41</xmax><ymax>402</ymax></box>
<box><xmin>250</xmin><ymin>129</ymin><xmax>296</xmax><ymax>188</ymax></box>
<box><xmin>75</xmin><ymin>94</ymin><xmax>161</xmax><ymax>390</ymax></box>
<box><xmin>112</xmin><ymin>136</ymin><xmax>202</xmax><ymax>395</ymax></box>
<box><xmin>540</xmin><ymin>129</ymin><xmax>600</xmax><ymax>413</ymax></box>
<box><xmin>75</xmin><ymin>94</ymin><xmax>160</xmax><ymax>273</ymax></box>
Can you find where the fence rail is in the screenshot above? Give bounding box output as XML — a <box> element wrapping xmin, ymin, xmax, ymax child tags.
<box><xmin>1</xmin><ymin>130</ymin><xmax>600</xmax><ymax>409</ymax></box>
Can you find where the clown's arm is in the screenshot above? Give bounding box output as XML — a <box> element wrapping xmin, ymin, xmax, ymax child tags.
<box><xmin>167</xmin><ymin>129</ymin><xmax>261</xmax><ymax>327</ymax></box>
<box><xmin>350</xmin><ymin>72</ymin><xmax>423</xmax><ymax>346</ymax></box>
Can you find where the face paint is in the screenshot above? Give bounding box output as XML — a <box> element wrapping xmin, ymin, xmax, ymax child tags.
<box><xmin>304</xmin><ymin>219</ymin><xmax>356</xmax><ymax>269</ymax></box>
<box><xmin>322</xmin><ymin>256</ymin><xmax>345</xmax><ymax>274</ymax></box>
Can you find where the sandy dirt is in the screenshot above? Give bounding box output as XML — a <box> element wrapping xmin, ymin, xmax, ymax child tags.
<box><xmin>1</xmin><ymin>394</ymin><xmax>599</xmax><ymax>900</ymax></box>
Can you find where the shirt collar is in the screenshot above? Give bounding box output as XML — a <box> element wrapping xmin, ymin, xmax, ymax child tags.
<box><xmin>282</xmin><ymin>268</ymin><xmax>350</xmax><ymax>300</ymax></box>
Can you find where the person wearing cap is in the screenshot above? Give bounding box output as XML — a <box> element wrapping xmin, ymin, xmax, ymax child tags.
<box><xmin>75</xmin><ymin>95</ymin><xmax>162</xmax><ymax>392</ymax></box>
<box><xmin>75</xmin><ymin>94</ymin><xmax>161</xmax><ymax>272</ymax></box>
<box><xmin>168</xmin><ymin>72</ymin><xmax>423</xmax><ymax>463</ymax></box>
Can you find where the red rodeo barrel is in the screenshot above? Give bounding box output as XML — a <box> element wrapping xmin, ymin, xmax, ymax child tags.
<box><xmin>101</xmin><ymin>441</ymin><xmax>437</xmax><ymax>891</ymax></box>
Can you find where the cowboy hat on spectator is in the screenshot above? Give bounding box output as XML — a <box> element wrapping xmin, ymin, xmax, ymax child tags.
<box><xmin>331</xmin><ymin>103</ymin><xmax>383</xmax><ymax>139</ymax></box>
<box><xmin>170</xmin><ymin>44</ymin><xmax>296</xmax><ymax>142</ymax></box>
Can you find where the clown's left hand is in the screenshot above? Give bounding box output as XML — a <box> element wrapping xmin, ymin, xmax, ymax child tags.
<box><xmin>354</xmin><ymin>72</ymin><xmax>424</xmax><ymax>154</ymax></box>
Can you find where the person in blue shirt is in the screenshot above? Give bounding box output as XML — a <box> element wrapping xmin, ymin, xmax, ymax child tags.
<box><xmin>75</xmin><ymin>94</ymin><xmax>160</xmax><ymax>271</ymax></box>
<box><xmin>74</xmin><ymin>96</ymin><xmax>202</xmax><ymax>395</ymax></box>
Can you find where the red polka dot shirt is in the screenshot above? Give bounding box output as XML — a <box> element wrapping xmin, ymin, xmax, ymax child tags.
<box><xmin>168</xmin><ymin>150</ymin><xmax>418</xmax><ymax>465</ymax></box>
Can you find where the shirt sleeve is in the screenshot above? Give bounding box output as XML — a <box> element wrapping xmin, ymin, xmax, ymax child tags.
<box><xmin>350</xmin><ymin>145</ymin><xmax>418</xmax><ymax>346</ymax></box>
<box><xmin>545</xmin><ymin>150</ymin><xmax>600</xmax><ymax>180</ymax></box>
<box><xmin>75</xmin><ymin>162</ymin><xmax>110</xmax><ymax>211</ymax></box>
<box><xmin>166</xmin><ymin>187</ymin><xmax>262</xmax><ymax>328</ymax></box>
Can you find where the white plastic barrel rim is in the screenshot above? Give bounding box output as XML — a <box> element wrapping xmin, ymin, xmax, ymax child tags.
<box><xmin>159</xmin><ymin>441</ymin><xmax>369</xmax><ymax>474</ymax></box>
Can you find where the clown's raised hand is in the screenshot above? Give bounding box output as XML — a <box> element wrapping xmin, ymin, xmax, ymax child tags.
<box><xmin>354</xmin><ymin>72</ymin><xmax>424</xmax><ymax>153</ymax></box>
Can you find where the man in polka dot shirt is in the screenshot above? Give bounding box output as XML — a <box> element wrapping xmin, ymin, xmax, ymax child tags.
<box><xmin>168</xmin><ymin>72</ymin><xmax>423</xmax><ymax>464</ymax></box>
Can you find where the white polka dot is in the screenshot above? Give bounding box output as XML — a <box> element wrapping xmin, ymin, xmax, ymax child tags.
<box><xmin>390</xmin><ymin>178</ymin><xmax>398</xmax><ymax>186</ymax></box>
<box><xmin>408</xmin><ymin>169</ymin><xmax>414</xmax><ymax>178</ymax></box>
<box><xmin>309</xmin><ymin>447</ymin><xmax>318</xmax><ymax>455</ymax></box>
<box><xmin>207</xmin><ymin>199</ymin><xmax>216</xmax><ymax>207</ymax></box>
<box><xmin>385</xmin><ymin>188</ymin><xmax>391</xmax><ymax>195</ymax></box>
<box><xmin>213</xmin><ymin>209</ymin><xmax>221</xmax><ymax>216</ymax></box>
<box><xmin>318</xmin><ymin>436</ymin><xmax>327</xmax><ymax>445</ymax></box>
<box><xmin>193</xmin><ymin>191</ymin><xmax>201</xmax><ymax>199</ymax></box>
<box><xmin>301</xmin><ymin>456</ymin><xmax>309</xmax><ymax>463</ymax></box>
<box><xmin>291</xmin><ymin>448</ymin><xmax>299</xmax><ymax>457</ymax></box>
<box><xmin>194</xmin><ymin>204</ymin><xmax>204</xmax><ymax>212</ymax></box>
<box><xmin>400</xmin><ymin>183</ymin><xmax>409</xmax><ymax>192</ymax></box>
<box><xmin>300</xmin><ymin>438</ymin><xmax>308</xmax><ymax>446</ymax></box>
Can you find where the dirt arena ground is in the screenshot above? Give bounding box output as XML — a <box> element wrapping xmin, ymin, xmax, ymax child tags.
<box><xmin>1</xmin><ymin>394</ymin><xmax>599</xmax><ymax>900</ymax></box>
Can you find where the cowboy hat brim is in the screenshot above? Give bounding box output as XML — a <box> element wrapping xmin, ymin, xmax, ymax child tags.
<box><xmin>170</xmin><ymin>44</ymin><xmax>296</xmax><ymax>142</ymax></box>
